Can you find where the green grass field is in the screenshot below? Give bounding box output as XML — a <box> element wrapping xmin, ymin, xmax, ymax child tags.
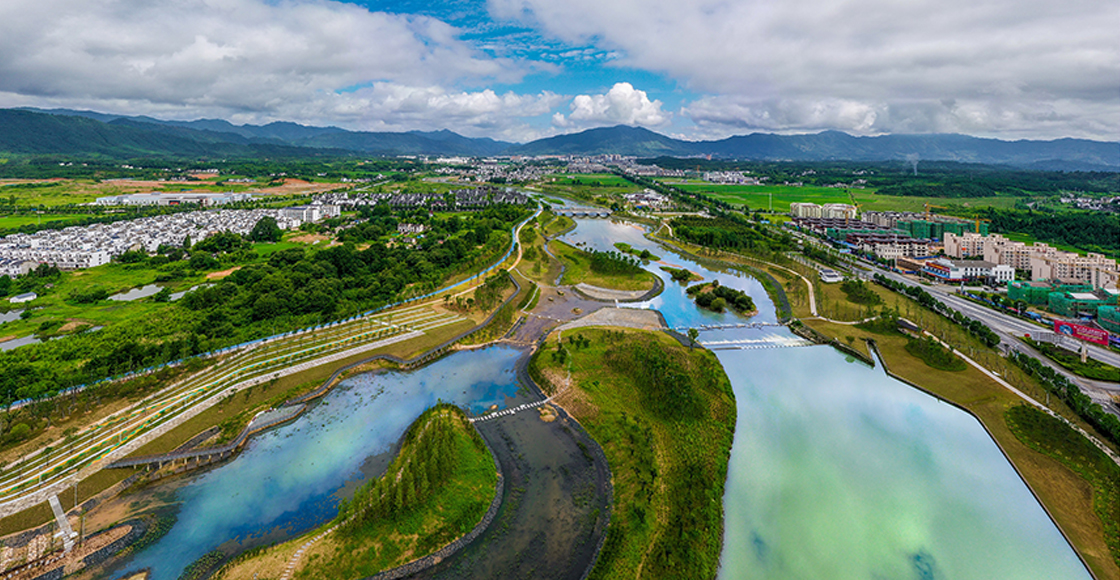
<box><xmin>531</xmin><ymin>328</ymin><xmax>735</xmax><ymax>579</ymax></box>
<box><xmin>664</xmin><ymin>181</ymin><xmax>1023</xmax><ymax>214</ymax></box>
<box><xmin>549</xmin><ymin>240</ymin><xmax>658</xmax><ymax>291</ymax></box>
<box><xmin>0</xmin><ymin>213</ymin><xmax>89</xmax><ymax>229</ymax></box>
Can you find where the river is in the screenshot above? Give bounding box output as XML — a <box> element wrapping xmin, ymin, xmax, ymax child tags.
<box><xmin>107</xmin><ymin>216</ymin><xmax>1090</xmax><ymax>580</ymax></box>
<box><xmin>563</xmin><ymin>218</ymin><xmax>1090</xmax><ymax>579</ymax></box>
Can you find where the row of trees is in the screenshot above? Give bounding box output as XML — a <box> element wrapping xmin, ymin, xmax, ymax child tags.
<box><xmin>336</xmin><ymin>405</ymin><xmax>485</xmax><ymax>532</ymax></box>
<box><xmin>588</xmin><ymin>250</ymin><xmax>644</xmax><ymax>276</ymax></box>
<box><xmin>671</xmin><ymin>215</ymin><xmax>792</xmax><ymax>257</ymax></box>
<box><xmin>1009</xmin><ymin>352</ymin><xmax>1120</xmax><ymax>448</ymax></box>
<box><xmin>873</xmin><ymin>274</ymin><xmax>1001</xmax><ymax>347</ymax></box>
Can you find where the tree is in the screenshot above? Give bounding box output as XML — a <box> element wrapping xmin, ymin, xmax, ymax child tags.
<box><xmin>687</xmin><ymin>328</ymin><xmax>699</xmax><ymax>351</ymax></box>
<box><xmin>249</xmin><ymin>216</ymin><xmax>282</xmax><ymax>243</ymax></box>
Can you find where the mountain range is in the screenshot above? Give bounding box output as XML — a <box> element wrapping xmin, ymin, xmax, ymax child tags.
<box><xmin>1</xmin><ymin>108</ymin><xmax>1116</xmax><ymax>170</ymax></box>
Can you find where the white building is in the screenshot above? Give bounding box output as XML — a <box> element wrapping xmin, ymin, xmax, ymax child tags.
<box><xmin>789</xmin><ymin>202</ymin><xmax>823</xmax><ymax>218</ymax></box>
<box><xmin>821</xmin><ymin>203</ymin><xmax>858</xmax><ymax>220</ymax></box>
<box><xmin>96</xmin><ymin>192</ymin><xmax>254</xmax><ymax>206</ymax></box>
<box><xmin>9</xmin><ymin>292</ymin><xmax>37</xmax><ymax>303</ymax></box>
<box><xmin>923</xmin><ymin>258</ymin><xmax>1013</xmax><ymax>283</ymax></box>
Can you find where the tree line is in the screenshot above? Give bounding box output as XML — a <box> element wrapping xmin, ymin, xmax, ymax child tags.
<box><xmin>0</xmin><ymin>204</ymin><xmax>529</xmax><ymax>408</ymax></box>
<box><xmin>873</xmin><ymin>274</ymin><xmax>1001</xmax><ymax>347</ymax></box>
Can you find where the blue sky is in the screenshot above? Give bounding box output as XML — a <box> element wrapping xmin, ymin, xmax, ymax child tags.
<box><xmin>0</xmin><ymin>0</ymin><xmax>1114</xmax><ymax>141</ymax></box>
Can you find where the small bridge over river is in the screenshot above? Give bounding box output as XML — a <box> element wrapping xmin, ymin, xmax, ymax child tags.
<box><xmin>105</xmin><ymin>405</ymin><xmax>305</xmax><ymax>470</ymax></box>
<box><xmin>671</xmin><ymin>321</ymin><xmax>785</xmax><ymax>332</ymax></box>
<box><xmin>554</xmin><ymin>208</ymin><xmax>612</xmax><ymax>218</ymax></box>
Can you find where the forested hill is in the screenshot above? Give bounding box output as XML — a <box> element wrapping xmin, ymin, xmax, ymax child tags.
<box><xmin>4</xmin><ymin>108</ymin><xmax>1117</xmax><ymax>169</ymax></box>
<box><xmin>0</xmin><ymin>110</ymin><xmax>345</xmax><ymax>159</ymax></box>
<box><xmin>506</xmin><ymin>126</ymin><xmax>1118</xmax><ymax>169</ymax></box>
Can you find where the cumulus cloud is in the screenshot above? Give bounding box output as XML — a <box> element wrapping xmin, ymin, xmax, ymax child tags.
<box><xmin>490</xmin><ymin>0</ymin><xmax>1119</xmax><ymax>139</ymax></box>
<box><xmin>552</xmin><ymin>82</ymin><xmax>670</xmax><ymax>128</ymax></box>
<box><xmin>0</xmin><ymin>0</ymin><xmax>562</xmax><ymax>137</ymax></box>
<box><xmin>682</xmin><ymin>95</ymin><xmax>1120</xmax><ymax>140</ymax></box>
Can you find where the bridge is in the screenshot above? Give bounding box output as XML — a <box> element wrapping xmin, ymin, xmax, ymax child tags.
<box><xmin>105</xmin><ymin>405</ymin><xmax>305</xmax><ymax>470</ymax></box>
<box><xmin>469</xmin><ymin>399</ymin><xmax>552</xmax><ymax>423</ymax></box>
<box><xmin>671</xmin><ymin>321</ymin><xmax>785</xmax><ymax>332</ymax></box>
<box><xmin>554</xmin><ymin>209</ymin><xmax>612</xmax><ymax>218</ymax></box>
<box><xmin>700</xmin><ymin>336</ymin><xmax>816</xmax><ymax>350</ymax></box>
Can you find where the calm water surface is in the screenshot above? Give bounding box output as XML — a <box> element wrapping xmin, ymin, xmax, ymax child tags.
<box><xmin>111</xmin><ymin>217</ymin><xmax>1090</xmax><ymax>580</ymax></box>
<box><xmin>567</xmin><ymin>219</ymin><xmax>1089</xmax><ymax>579</ymax></box>
<box><xmin>116</xmin><ymin>346</ymin><xmax>529</xmax><ymax>580</ymax></box>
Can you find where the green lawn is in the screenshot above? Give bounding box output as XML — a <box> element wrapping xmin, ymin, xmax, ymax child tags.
<box><xmin>549</xmin><ymin>240</ymin><xmax>658</xmax><ymax>291</ymax></box>
<box><xmin>0</xmin><ymin>213</ymin><xmax>90</xmax><ymax>229</ymax></box>
<box><xmin>530</xmin><ymin>328</ymin><xmax>736</xmax><ymax>579</ymax></box>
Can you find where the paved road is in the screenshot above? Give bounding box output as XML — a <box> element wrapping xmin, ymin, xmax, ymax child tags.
<box><xmin>847</xmin><ymin>261</ymin><xmax>1120</xmax><ymax>419</ymax></box>
<box><xmin>868</xmin><ymin>266</ymin><xmax>1120</xmax><ymax>373</ymax></box>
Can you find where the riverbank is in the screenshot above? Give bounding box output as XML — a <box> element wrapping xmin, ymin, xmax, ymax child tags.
<box><xmin>642</xmin><ymin>226</ymin><xmax>1117</xmax><ymax>577</ymax></box>
<box><xmin>213</xmin><ymin>405</ymin><xmax>500</xmax><ymax>580</ymax></box>
<box><xmin>530</xmin><ymin>327</ymin><xmax>736</xmax><ymax>579</ymax></box>
<box><xmin>0</xmin><ymin>273</ymin><xmax>529</xmax><ymax>571</ymax></box>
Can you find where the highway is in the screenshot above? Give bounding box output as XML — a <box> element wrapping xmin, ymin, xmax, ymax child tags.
<box><xmin>840</xmin><ymin>259</ymin><xmax>1120</xmax><ymax>419</ymax></box>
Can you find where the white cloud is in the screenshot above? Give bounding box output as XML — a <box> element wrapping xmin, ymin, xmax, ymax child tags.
<box><xmin>682</xmin><ymin>96</ymin><xmax>1120</xmax><ymax>140</ymax></box>
<box><xmin>0</xmin><ymin>0</ymin><xmax>558</xmax><ymax>137</ymax></box>
<box><xmin>490</xmin><ymin>0</ymin><xmax>1120</xmax><ymax>139</ymax></box>
<box><xmin>553</xmin><ymin>82</ymin><xmax>670</xmax><ymax>128</ymax></box>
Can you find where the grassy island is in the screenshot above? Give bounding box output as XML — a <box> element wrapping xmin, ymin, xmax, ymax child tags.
<box><xmin>686</xmin><ymin>280</ymin><xmax>756</xmax><ymax>315</ymax></box>
<box><xmin>530</xmin><ymin>328</ymin><xmax>736</xmax><ymax>579</ymax></box>
<box><xmin>215</xmin><ymin>404</ymin><xmax>497</xmax><ymax>580</ymax></box>
<box><xmin>614</xmin><ymin>242</ymin><xmax>660</xmax><ymax>262</ymax></box>
<box><xmin>550</xmin><ymin>240</ymin><xmax>658</xmax><ymax>292</ymax></box>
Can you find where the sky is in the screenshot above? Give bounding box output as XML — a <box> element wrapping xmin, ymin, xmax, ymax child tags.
<box><xmin>0</xmin><ymin>0</ymin><xmax>1116</xmax><ymax>142</ymax></box>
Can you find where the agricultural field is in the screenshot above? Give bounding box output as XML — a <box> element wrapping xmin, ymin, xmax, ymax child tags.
<box><xmin>661</xmin><ymin>181</ymin><xmax>1023</xmax><ymax>214</ymax></box>
<box><xmin>535</xmin><ymin>173</ymin><xmax>641</xmax><ymax>204</ymax></box>
<box><xmin>0</xmin><ymin>177</ymin><xmax>342</xmax><ymax>209</ymax></box>
<box><xmin>0</xmin><ymin>213</ymin><xmax>89</xmax><ymax>229</ymax></box>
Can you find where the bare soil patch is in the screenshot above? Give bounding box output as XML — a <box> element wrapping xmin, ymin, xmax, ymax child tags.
<box><xmin>290</xmin><ymin>233</ymin><xmax>330</xmax><ymax>244</ymax></box>
<box><xmin>206</xmin><ymin>266</ymin><xmax>242</xmax><ymax>280</ymax></box>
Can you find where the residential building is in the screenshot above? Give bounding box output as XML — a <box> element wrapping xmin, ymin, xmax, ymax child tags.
<box><xmin>845</xmin><ymin>233</ymin><xmax>930</xmax><ymax>259</ymax></box>
<box><xmin>1031</xmin><ymin>251</ymin><xmax>1119</xmax><ymax>290</ymax></box>
<box><xmin>790</xmin><ymin>202</ymin><xmax>823</xmax><ymax>218</ymax></box>
<box><xmin>820</xmin><ymin>203</ymin><xmax>858</xmax><ymax>220</ymax></box>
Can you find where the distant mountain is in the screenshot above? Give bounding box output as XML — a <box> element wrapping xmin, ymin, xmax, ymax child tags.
<box><xmin>3</xmin><ymin>109</ymin><xmax>1116</xmax><ymax>169</ymax></box>
<box><xmin>698</xmin><ymin>131</ymin><xmax>1120</xmax><ymax>167</ymax></box>
<box><xmin>507</xmin><ymin>125</ymin><xmax>695</xmax><ymax>157</ymax></box>
<box><xmin>509</xmin><ymin>126</ymin><xmax>1118</xmax><ymax>169</ymax></box>
<box><xmin>12</xmin><ymin>108</ymin><xmax>510</xmax><ymax>157</ymax></box>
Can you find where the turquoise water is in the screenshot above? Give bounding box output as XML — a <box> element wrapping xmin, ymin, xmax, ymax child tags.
<box><xmin>716</xmin><ymin>347</ymin><xmax>1090</xmax><ymax>579</ymax></box>
<box><xmin>110</xmin><ymin>217</ymin><xmax>1091</xmax><ymax>580</ymax></box>
<box><xmin>115</xmin><ymin>346</ymin><xmax>528</xmax><ymax>580</ymax></box>
<box><xmin>565</xmin><ymin>219</ymin><xmax>1089</xmax><ymax>579</ymax></box>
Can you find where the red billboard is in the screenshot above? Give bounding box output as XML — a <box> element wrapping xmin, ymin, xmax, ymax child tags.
<box><xmin>1053</xmin><ymin>321</ymin><xmax>1109</xmax><ymax>346</ymax></box>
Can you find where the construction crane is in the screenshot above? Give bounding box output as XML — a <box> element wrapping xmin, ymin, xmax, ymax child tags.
<box><xmin>973</xmin><ymin>217</ymin><xmax>991</xmax><ymax>233</ymax></box>
<box><xmin>923</xmin><ymin>203</ymin><xmax>949</xmax><ymax>221</ymax></box>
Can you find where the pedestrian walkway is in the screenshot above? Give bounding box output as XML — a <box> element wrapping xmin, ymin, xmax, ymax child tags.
<box><xmin>47</xmin><ymin>494</ymin><xmax>75</xmax><ymax>553</ymax></box>
<box><xmin>279</xmin><ymin>524</ymin><xmax>337</xmax><ymax>580</ymax></box>
<box><xmin>469</xmin><ymin>399</ymin><xmax>552</xmax><ymax>423</ymax></box>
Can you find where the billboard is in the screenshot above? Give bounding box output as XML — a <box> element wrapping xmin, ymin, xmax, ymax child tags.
<box><xmin>1053</xmin><ymin>321</ymin><xmax>1109</xmax><ymax>346</ymax></box>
